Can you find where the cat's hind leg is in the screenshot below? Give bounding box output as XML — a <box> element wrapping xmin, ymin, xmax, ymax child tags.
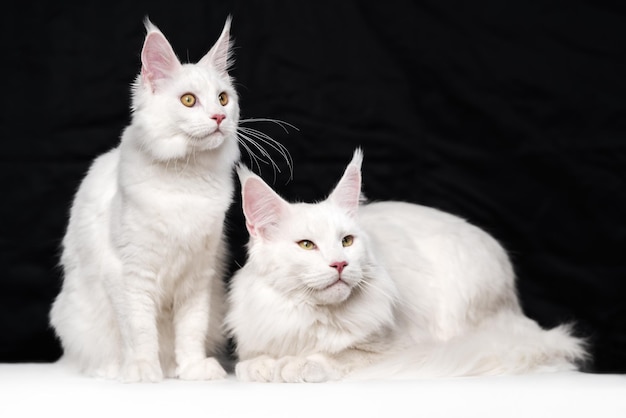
<box><xmin>50</xmin><ymin>280</ymin><xmax>124</xmax><ymax>380</ymax></box>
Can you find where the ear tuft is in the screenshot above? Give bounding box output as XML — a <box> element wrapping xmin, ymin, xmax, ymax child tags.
<box><xmin>199</xmin><ymin>15</ymin><xmax>234</xmax><ymax>77</ymax></box>
<box><xmin>327</xmin><ymin>148</ymin><xmax>364</xmax><ymax>217</ymax></box>
<box><xmin>349</xmin><ymin>147</ymin><xmax>364</xmax><ymax>172</ymax></box>
<box><xmin>143</xmin><ymin>16</ymin><xmax>158</xmax><ymax>33</ymax></box>
<box><xmin>235</xmin><ymin>162</ymin><xmax>255</xmax><ymax>185</ymax></box>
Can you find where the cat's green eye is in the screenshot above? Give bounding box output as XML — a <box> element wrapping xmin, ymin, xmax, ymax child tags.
<box><xmin>180</xmin><ymin>93</ymin><xmax>197</xmax><ymax>107</ymax></box>
<box><xmin>218</xmin><ymin>92</ymin><xmax>229</xmax><ymax>106</ymax></box>
<box><xmin>342</xmin><ymin>235</ymin><xmax>354</xmax><ymax>247</ymax></box>
<box><xmin>297</xmin><ymin>240</ymin><xmax>316</xmax><ymax>250</ymax></box>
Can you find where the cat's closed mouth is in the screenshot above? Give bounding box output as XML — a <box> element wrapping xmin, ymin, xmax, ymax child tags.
<box><xmin>184</xmin><ymin>129</ymin><xmax>227</xmax><ymax>151</ymax></box>
<box><xmin>186</xmin><ymin>127</ymin><xmax>222</xmax><ymax>141</ymax></box>
<box><xmin>323</xmin><ymin>279</ymin><xmax>347</xmax><ymax>289</ymax></box>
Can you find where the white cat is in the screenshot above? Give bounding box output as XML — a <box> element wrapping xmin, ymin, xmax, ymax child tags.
<box><xmin>226</xmin><ymin>148</ymin><xmax>587</xmax><ymax>382</ymax></box>
<box><xmin>50</xmin><ymin>17</ymin><xmax>262</xmax><ymax>382</ymax></box>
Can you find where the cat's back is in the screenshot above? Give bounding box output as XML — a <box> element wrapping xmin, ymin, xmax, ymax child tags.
<box><xmin>63</xmin><ymin>147</ymin><xmax>120</xmax><ymax>252</ymax></box>
<box><xmin>359</xmin><ymin>201</ymin><xmax>516</xmax><ymax>339</ymax></box>
<box><xmin>70</xmin><ymin>147</ymin><xmax>120</xmax><ymax>214</ymax></box>
<box><xmin>359</xmin><ymin>200</ymin><xmax>507</xmax><ymax>258</ymax></box>
<box><xmin>359</xmin><ymin>200</ymin><xmax>471</xmax><ymax>237</ymax></box>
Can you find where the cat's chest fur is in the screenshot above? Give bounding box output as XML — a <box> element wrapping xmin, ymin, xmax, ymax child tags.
<box><xmin>257</xmin><ymin>298</ymin><xmax>363</xmax><ymax>356</ymax></box>
<box><xmin>116</xmin><ymin>145</ymin><xmax>233</xmax><ymax>236</ymax></box>
<box><xmin>92</xmin><ymin>143</ymin><xmax>235</xmax><ymax>286</ymax></box>
<box><xmin>120</xmin><ymin>173</ymin><xmax>230</xmax><ymax>237</ymax></box>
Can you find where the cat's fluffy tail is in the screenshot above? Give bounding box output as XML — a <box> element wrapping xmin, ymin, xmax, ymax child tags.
<box><xmin>347</xmin><ymin>310</ymin><xmax>588</xmax><ymax>380</ymax></box>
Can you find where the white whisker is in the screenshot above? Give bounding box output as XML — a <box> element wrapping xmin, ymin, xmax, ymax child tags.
<box><xmin>239</xmin><ymin>130</ymin><xmax>291</xmax><ymax>174</ymax></box>
<box><xmin>238</xmin><ymin>128</ymin><xmax>292</xmax><ymax>168</ymax></box>
<box><xmin>356</xmin><ymin>279</ymin><xmax>424</xmax><ymax>329</ymax></box>
<box><xmin>236</xmin><ymin>118</ymin><xmax>296</xmax><ymax>182</ymax></box>
<box><xmin>237</xmin><ymin>130</ymin><xmax>274</xmax><ymax>162</ymax></box>
<box><xmin>356</xmin><ymin>279</ymin><xmax>403</xmax><ymax>308</ymax></box>
<box><xmin>237</xmin><ymin>138</ymin><xmax>264</xmax><ymax>173</ymax></box>
<box><xmin>180</xmin><ymin>152</ymin><xmax>192</xmax><ymax>176</ymax></box>
<box><xmin>240</xmin><ymin>118</ymin><xmax>299</xmax><ymax>133</ymax></box>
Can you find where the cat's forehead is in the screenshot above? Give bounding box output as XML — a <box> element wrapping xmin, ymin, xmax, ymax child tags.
<box><xmin>174</xmin><ymin>63</ymin><xmax>233</xmax><ymax>92</ymax></box>
<box><xmin>286</xmin><ymin>201</ymin><xmax>357</xmax><ymax>237</ymax></box>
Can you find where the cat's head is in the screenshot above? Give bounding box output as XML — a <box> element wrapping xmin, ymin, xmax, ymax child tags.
<box><xmin>237</xmin><ymin>149</ymin><xmax>371</xmax><ymax>306</ymax></box>
<box><xmin>130</xmin><ymin>17</ymin><xmax>240</xmax><ymax>161</ymax></box>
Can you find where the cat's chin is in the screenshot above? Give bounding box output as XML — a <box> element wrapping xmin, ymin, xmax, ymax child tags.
<box><xmin>145</xmin><ymin>132</ymin><xmax>230</xmax><ymax>162</ymax></box>
<box><xmin>188</xmin><ymin>131</ymin><xmax>227</xmax><ymax>151</ymax></box>
<box><xmin>313</xmin><ymin>280</ymin><xmax>353</xmax><ymax>305</ymax></box>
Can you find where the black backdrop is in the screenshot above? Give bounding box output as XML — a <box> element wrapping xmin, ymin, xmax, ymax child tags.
<box><xmin>2</xmin><ymin>1</ymin><xmax>625</xmax><ymax>373</ymax></box>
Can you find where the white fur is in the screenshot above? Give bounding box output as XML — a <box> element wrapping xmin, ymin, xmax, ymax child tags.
<box><xmin>50</xmin><ymin>18</ymin><xmax>239</xmax><ymax>382</ymax></box>
<box><xmin>226</xmin><ymin>149</ymin><xmax>587</xmax><ymax>382</ymax></box>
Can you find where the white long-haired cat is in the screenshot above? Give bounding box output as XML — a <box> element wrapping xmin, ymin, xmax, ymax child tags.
<box><xmin>226</xmin><ymin>148</ymin><xmax>587</xmax><ymax>382</ymax></box>
<box><xmin>49</xmin><ymin>17</ymin><xmax>275</xmax><ymax>382</ymax></box>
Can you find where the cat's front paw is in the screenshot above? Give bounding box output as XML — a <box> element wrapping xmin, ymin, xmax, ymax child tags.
<box><xmin>177</xmin><ymin>357</ymin><xmax>227</xmax><ymax>381</ymax></box>
<box><xmin>235</xmin><ymin>355</ymin><xmax>277</xmax><ymax>382</ymax></box>
<box><xmin>93</xmin><ymin>362</ymin><xmax>121</xmax><ymax>380</ymax></box>
<box><xmin>275</xmin><ymin>355</ymin><xmax>336</xmax><ymax>383</ymax></box>
<box><xmin>120</xmin><ymin>359</ymin><xmax>163</xmax><ymax>383</ymax></box>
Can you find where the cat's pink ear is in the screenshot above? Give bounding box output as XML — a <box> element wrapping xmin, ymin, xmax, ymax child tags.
<box><xmin>199</xmin><ymin>16</ymin><xmax>233</xmax><ymax>77</ymax></box>
<box><xmin>140</xmin><ymin>19</ymin><xmax>181</xmax><ymax>91</ymax></box>
<box><xmin>327</xmin><ymin>148</ymin><xmax>364</xmax><ymax>217</ymax></box>
<box><xmin>237</xmin><ymin>164</ymin><xmax>289</xmax><ymax>239</ymax></box>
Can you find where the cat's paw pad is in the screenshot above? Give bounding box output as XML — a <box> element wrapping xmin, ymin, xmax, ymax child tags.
<box><xmin>120</xmin><ymin>360</ymin><xmax>163</xmax><ymax>383</ymax></box>
<box><xmin>236</xmin><ymin>356</ymin><xmax>276</xmax><ymax>382</ymax></box>
<box><xmin>276</xmin><ymin>356</ymin><xmax>332</xmax><ymax>383</ymax></box>
<box><xmin>177</xmin><ymin>357</ymin><xmax>227</xmax><ymax>381</ymax></box>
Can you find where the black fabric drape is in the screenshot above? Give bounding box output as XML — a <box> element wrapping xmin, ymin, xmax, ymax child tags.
<box><xmin>2</xmin><ymin>1</ymin><xmax>624</xmax><ymax>372</ymax></box>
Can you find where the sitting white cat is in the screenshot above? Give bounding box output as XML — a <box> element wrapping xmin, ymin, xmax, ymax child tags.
<box><xmin>226</xmin><ymin>148</ymin><xmax>587</xmax><ymax>382</ymax></box>
<box><xmin>51</xmin><ymin>17</ymin><xmax>242</xmax><ymax>382</ymax></box>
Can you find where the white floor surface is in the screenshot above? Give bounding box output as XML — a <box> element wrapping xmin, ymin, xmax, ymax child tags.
<box><xmin>1</xmin><ymin>363</ymin><xmax>624</xmax><ymax>417</ymax></box>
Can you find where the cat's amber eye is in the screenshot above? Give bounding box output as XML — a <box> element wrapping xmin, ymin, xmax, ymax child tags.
<box><xmin>218</xmin><ymin>92</ymin><xmax>229</xmax><ymax>106</ymax></box>
<box><xmin>297</xmin><ymin>240</ymin><xmax>316</xmax><ymax>250</ymax></box>
<box><xmin>342</xmin><ymin>235</ymin><xmax>354</xmax><ymax>247</ymax></box>
<box><xmin>180</xmin><ymin>93</ymin><xmax>196</xmax><ymax>107</ymax></box>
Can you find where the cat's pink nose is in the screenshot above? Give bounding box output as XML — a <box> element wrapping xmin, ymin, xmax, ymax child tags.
<box><xmin>330</xmin><ymin>261</ymin><xmax>348</xmax><ymax>274</ymax></box>
<box><xmin>212</xmin><ymin>114</ymin><xmax>226</xmax><ymax>125</ymax></box>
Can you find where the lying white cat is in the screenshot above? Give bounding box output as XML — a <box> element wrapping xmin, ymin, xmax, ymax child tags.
<box><xmin>226</xmin><ymin>148</ymin><xmax>587</xmax><ymax>382</ymax></box>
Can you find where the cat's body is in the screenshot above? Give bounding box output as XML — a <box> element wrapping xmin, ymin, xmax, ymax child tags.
<box><xmin>50</xmin><ymin>18</ymin><xmax>239</xmax><ymax>382</ymax></box>
<box><xmin>226</xmin><ymin>149</ymin><xmax>587</xmax><ymax>382</ymax></box>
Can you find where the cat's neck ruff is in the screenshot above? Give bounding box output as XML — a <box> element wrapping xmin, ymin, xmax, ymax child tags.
<box><xmin>120</xmin><ymin>123</ymin><xmax>240</xmax><ymax>174</ymax></box>
<box><xmin>230</xmin><ymin>257</ymin><xmax>399</xmax><ymax>358</ymax></box>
